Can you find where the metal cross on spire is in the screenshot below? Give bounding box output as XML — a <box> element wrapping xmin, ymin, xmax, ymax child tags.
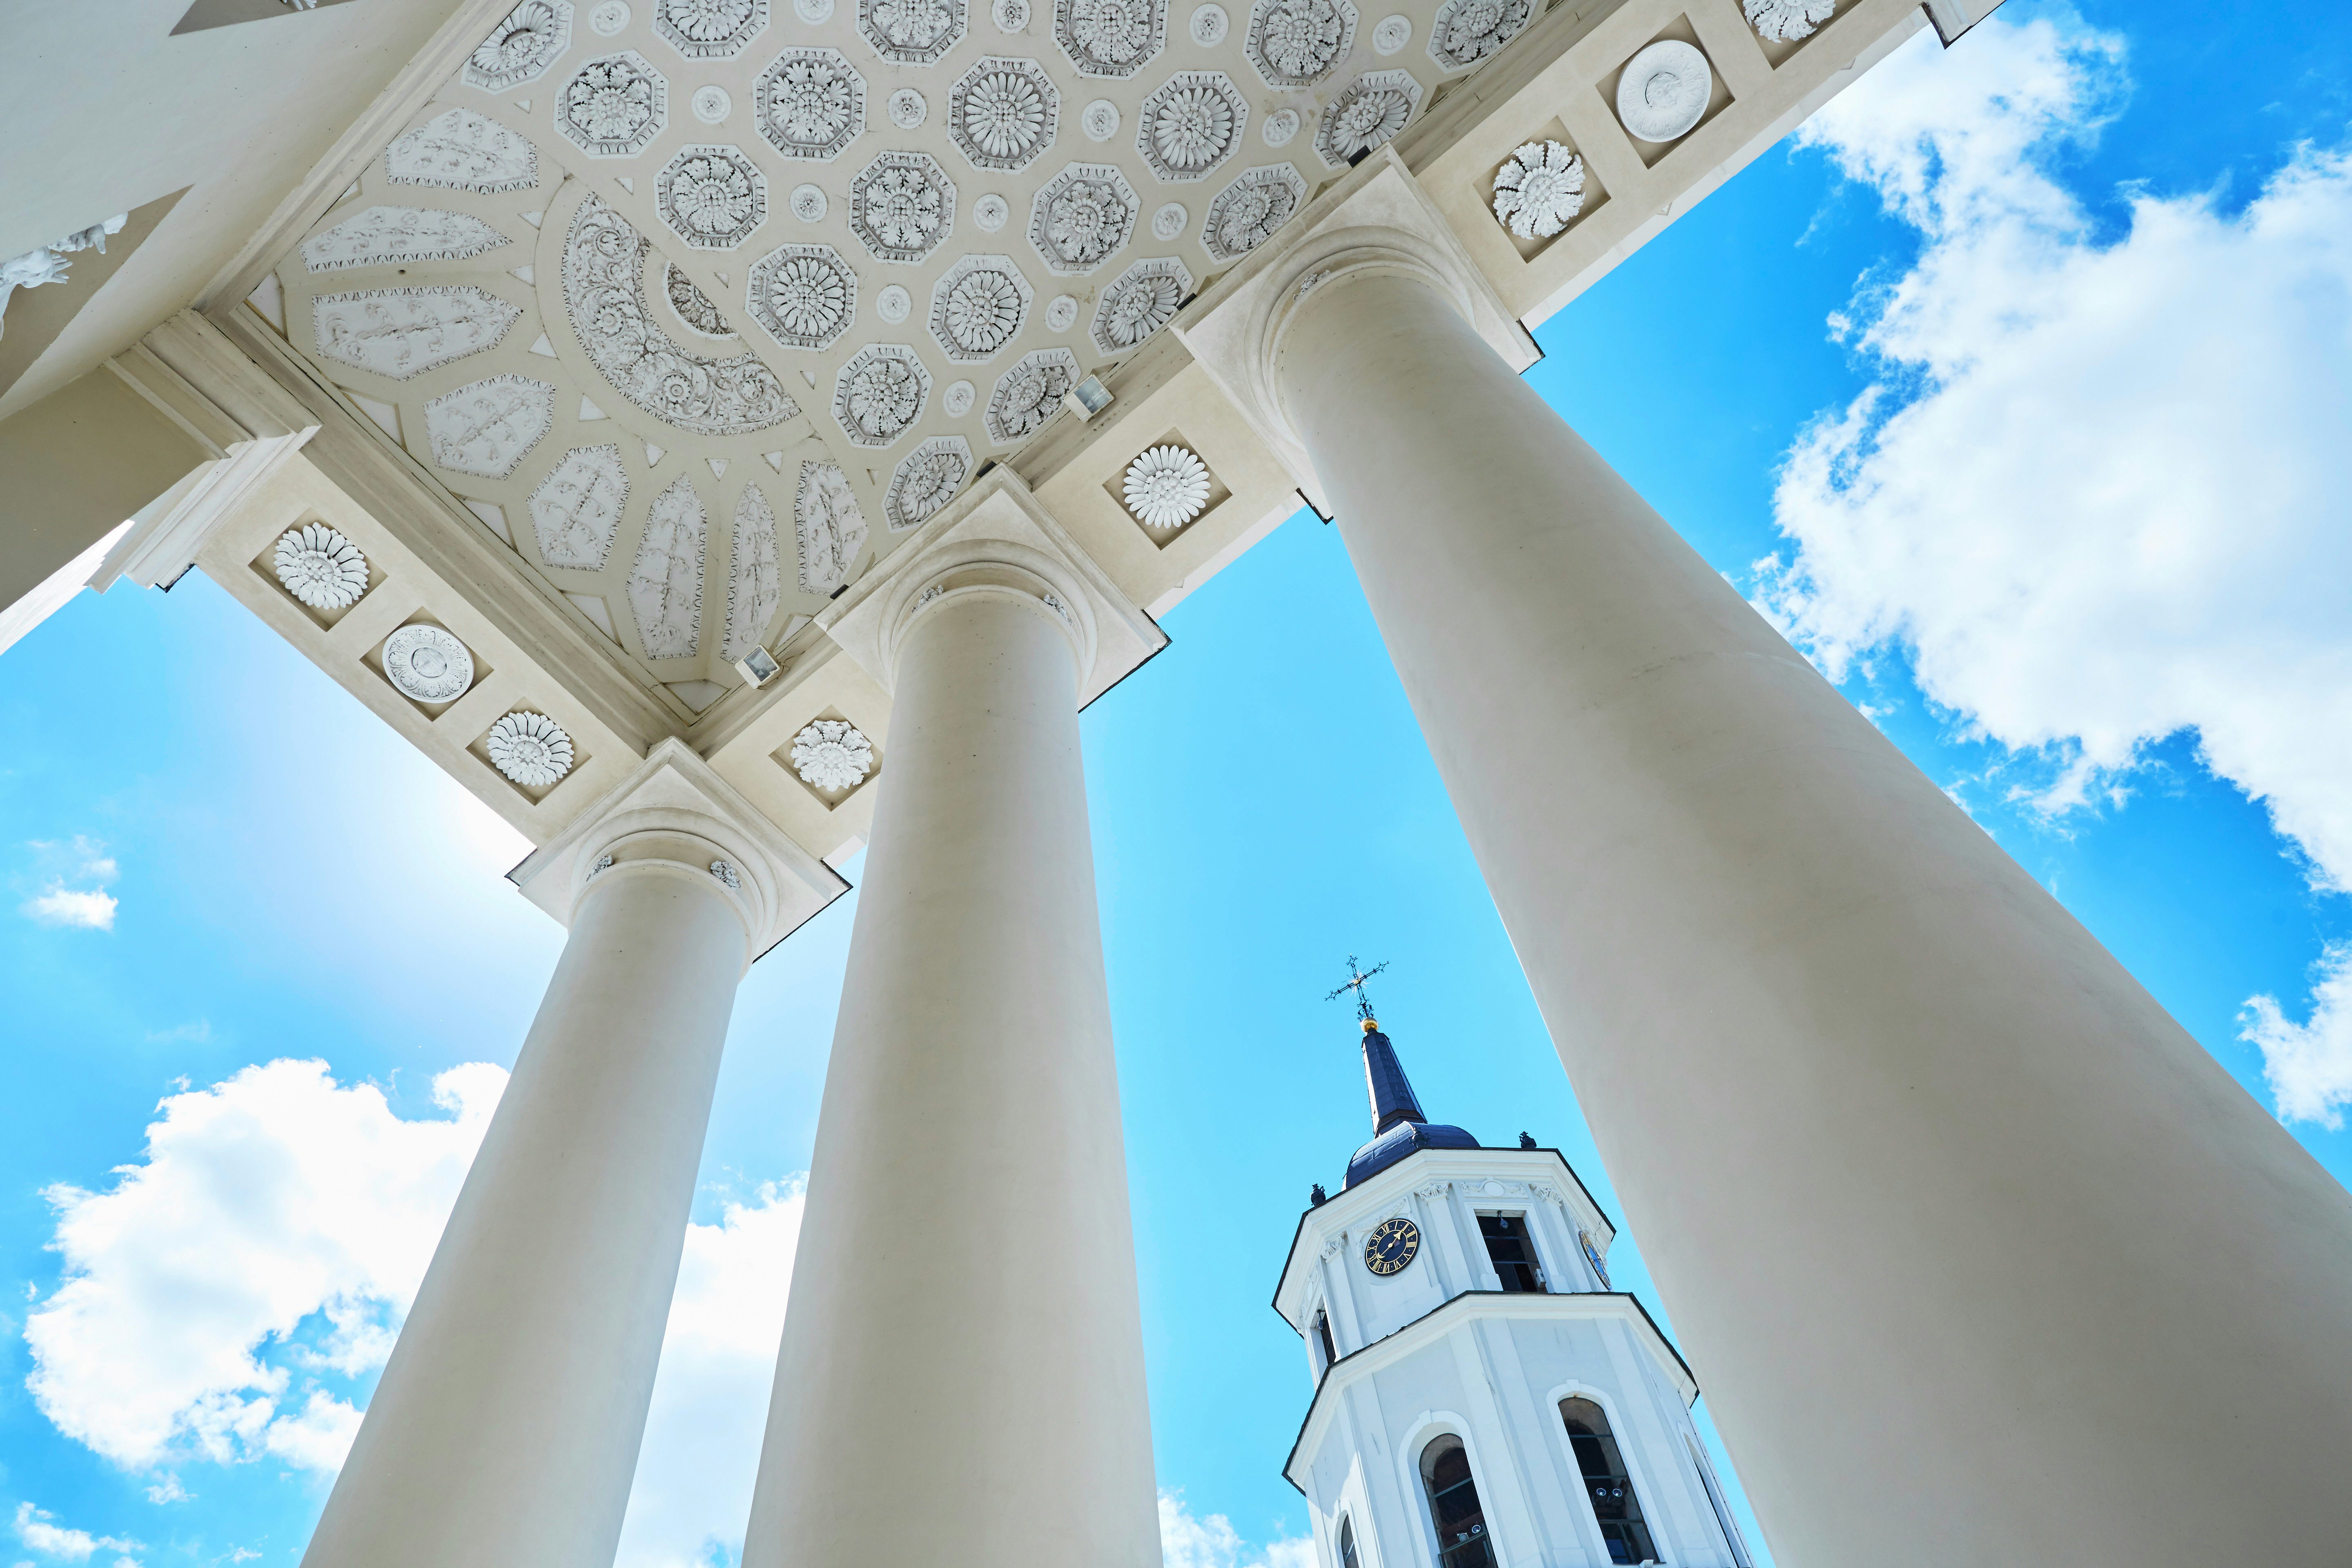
<box><xmin>1325</xmin><ymin>954</ymin><xmax>1389</xmax><ymax>1023</ymax></box>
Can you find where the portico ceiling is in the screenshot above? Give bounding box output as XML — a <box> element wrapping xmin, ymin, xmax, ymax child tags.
<box><xmin>255</xmin><ymin>0</ymin><xmax>1525</xmax><ymax>707</ymax></box>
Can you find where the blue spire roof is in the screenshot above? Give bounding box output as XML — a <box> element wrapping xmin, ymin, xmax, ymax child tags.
<box><xmin>1344</xmin><ymin>1020</ymin><xmax>1478</xmax><ymax>1187</ymax></box>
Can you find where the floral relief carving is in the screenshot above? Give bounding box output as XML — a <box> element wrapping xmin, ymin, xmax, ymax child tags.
<box><xmin>657</xmin><ymin>145</ymin><xmax>768</xmax><ymax>249</ymax></box>
<box><xmin>886</xmin><ymin>435</ymin><xmax>973</xmax><ymax>530</ymax></box>
<box><xmin>1490</xmin><ymin>140</ymin><xmax>1584</xmax><ymax>239</ymax></box>
<box><xmin>629</xmin><ymin>476</ymin><xmax>708</xmax><ymax>658</ymax></box>
<box><xmin>949</xmin><ymin>57</ymin><xmax>1060</xmax><ymax>172</ymax></box>
<box><xmin>794</xmin><ymin>460</ymin><xmax>868</xmax><ymax>595</ymax></box>
<box><xmin>1027</xmin><ymin>162</ymin><xmax>1138</xmax><ymax>274</ymax></box>
<box><xmin>466</xmin><ymin>0</ymin><xmax>575</xmax><ymax>91</ymax></box>
<box><xmin>561</xmin><ymin>194</ymin><xmax>799</xmax><ymax>434</ymax></box>
<box><xmin>748</xmin><ymin>242</ymin><xmax>858</xmax><ymax>349</ymax></box>
<box><xmin>1426</xmin><ymin>0</ymin><xmax>1528</xmax><ymax>70</ymax></box>
<box><xmin>487</xmin><ymin>711</ymin><xmax>577</xmax><ymax>786</ymax></box>
<box><xmin>1744</xmin><ymin>0</ymin><xmax>1834</xmax><ymax>41</ymax></box>
<box><xmin>858</xmin><ymin>0</ymin><xmax>967</xmax><ymax>65</ymax></box>
<box><xmin>1089</xmin><ymin>254</ymin><xmax>1189</xmax><ymax>355</ymax></box>
<box><xmin>1122</xmin><ymin>443</ymin><xmax>1209</xmax><ymax>528</ymax></box>
<box><xmin>383</xmin><ymin>624</ymin><xmax>477</xmax><ymax>704</ymax></box>
<box><xmin>1314</xmin><ymin>68</ymin><xmax>1421</xmax><ymax>167</ymax></box>
<box><xmin>724</xmin><ymin>481</ymin><xmax>783</xmax><ymax>661</ymax></box>
<box><xmin>791</xmin><ymin>718</ymin><xmax>875</xmax><ymax>790</ymax></box>
<box><xmin>1200</xmin><ymin>163</ymin><xmax>1304</xmax><ymax>262</ymax></box>
<box><xmin>424</xmin><ymin>374</ymin><xmax>555</xmax><ymax>478</ymax></box>
<box><xmin>665</xmin><ymin>264</ymin><xmax>736</xmax><ymax>336</ymax></box>
<box><xmin>832</xmin><ymin>342</ymin><xmax>931</xmax><ymax>446</ymax></box>
<box><xmin>559</xmin><ymin>51</ymin><xmax>670</xmax><ymax>158</ymax></box>
<box><xmin>1054</xmin><ymin>0</ymin><xmax>1166</xmax><ymax>78</ymax></box>
<box><xmin>847</xmin><ymin>151</ymin><xmax>957</xmax><ymax>264</ymax></box>
<box><xmin>1244</xmin><ymin>0</ymin><xmax>1354</xmax><ymax>89</ymax></box>
<box><xmin>928</xmin><ymin>254</ymin><xmax>1032</xmax><ymax>361</ymax></box>
<box><xmin>655</xmin><ymin>0</ymin><xmax>768</xmax><ymax>57</ymax></box>
<box><xmin>273</xmin><ymin>524</ymin><xmax>369</xmax><ymax>610</ymax></box>
<box><xmin>302</xmin><ymin>207</ymin><xmax>510</xmax><ymax>272</ymax></box>
<box><xmin>530</xmin><ymin>444</ymin><xmax>632</xmax><ymax>568</ymax></box>
<box><xmin>755</xmin><ymin>48</ymin><xmax>865</xmax><ymax>160</ymax></box>
<box><xmin>385</xmin><ymin>108</ymin><xmax>541</xmax><ymax>193</ymax></box>
<box><xmin>312</xmin><ymin>286</ymin><xmax>521</xmax><ymax>381</ymax></box>
<box><xmin>984</xmin><ymin>346</ymin><xmax>1076</xmax><ymax>445</ymax></box>
<box><xmin>1136</xmin><ymin>71</ymin><xmax>1246</xmax><ymax>183</ymax></box>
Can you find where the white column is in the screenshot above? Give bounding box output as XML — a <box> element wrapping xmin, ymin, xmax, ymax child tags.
<box><xmin>1254</xmin><ymin>256</ymin><xmax>2352</xmax><ymax>1561</ymax></box>
<box><xmin>739</xmin><ymin>549</ymin><xmax>1159</xmax><ymax>1567</ymax></box>
<box><xmin>303</xmin><ymin>743</ymin><xmax>841</xmax><ymax>1568</ymax></box>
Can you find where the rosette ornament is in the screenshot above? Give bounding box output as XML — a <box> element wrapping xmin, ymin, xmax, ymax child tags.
<box><xmin>1744</xmin><ymin>0</ymin><xmax>1833</xmax><ymax>40</ymax></box>
<box><xmin>1122</xmin><ymin>444</ymin><xmax>1210</xmax><ymax>530</ymax></box>
<box><xmin>1490</xmin><ymin>140</ymin><xmax>1584</xmax><ymax>240</ymax></box>
<box><xmin>486</xmin><ymin>710</ymin><xmax>578</xmax><ymax>787</ymax></box>
<box><xmin>790</xmin><ymin>718</ymin><xmax>876</xmax><ymax>791</ymax></box>
<box><xmin>273</xmin><ymin>523</ymin><xmax>370</xmax><ymax>610</ymax></box>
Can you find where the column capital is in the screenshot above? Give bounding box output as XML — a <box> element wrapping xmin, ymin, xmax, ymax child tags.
<box><xmin>1174</xmin><ymin>148</ymin><xmax>1536</xmax><ymax>491</ymax></box>
<box><xmin>510</xmin><ymin>737</ymin><xmax>848</xmax><ymax>965</ymax></box>
<box><xmin>817</xmin><ymin>465</ymin><xmax>1166</xmax><ymax>705</ymax></box>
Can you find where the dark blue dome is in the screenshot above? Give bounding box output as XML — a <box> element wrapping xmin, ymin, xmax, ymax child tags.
<box><xmin>1346</xmin><ymin>1117</ymin><xmax>1480</xmax><ymax>1187</ymax></box>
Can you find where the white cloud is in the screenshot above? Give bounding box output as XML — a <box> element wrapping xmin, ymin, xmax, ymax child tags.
<box><xmin>1158</xmin><ymin>1491</ymin><xmax>1316</xmax><ymax>1568</ymax></box>
<box><xmin>10</xmin><ymin>1503</ymin><xmax>139</xmax><ymax>1564</ymax></box>
<box><xmin>2242</xmin><ymin>944</ymin><xmax>2352</xmax><ymax>1126</ymax></box>
<box><xmin>1756</xmin><ymin>16</ymin><xmax>2352</xmax><ymax>889</ymax></box>
<box><xmin>612</xmin><ymin>1183</ymin><xmax>807</xmax><ymax>1568</ymax></box>
<box><xmin>19</xmin><ymin>838</ymin><xmax>122</xmax><ymax>929</ymax></box>
<box><xmin>25</xmin><ymin>1059</ymin><xmax>505</xmax><ymax>1471</ymax></box>
<box><xmin>138</xmin><ymin>1479</ymin><xmax>186</xmax><ymax>1507</ymax></box>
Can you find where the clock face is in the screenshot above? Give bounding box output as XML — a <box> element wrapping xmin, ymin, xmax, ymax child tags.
<box><xmin>1363</xmin><ymin>1216</ymin><xmax>1421</xmax><ymax>1277</ymax></box>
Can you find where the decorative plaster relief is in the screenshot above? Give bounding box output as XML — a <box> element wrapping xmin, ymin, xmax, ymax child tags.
<box><xmin>563</xmin><ymin>195</ymin><xmax>799</xmax><ymax>433</ymax></box>
<box><xmin>1151</xmin><ymin>200</ymin><xmax>1187</xmax><ymax>238</ymax></box>
<box><xmin>466</xmin><ymin>0</ymin><xmax>574</xmax><ymax>91</ymax></box>
<box><xmin>928</xmin><ymin>253</ymin><xmax>1032</xmax><ymax>360</ymax></box>
<box><xmin>385</xmin><ymin>108</ymin><xmax>540</xmax><ymax>192</ymax></box>
<box><xmin>748</xmin><ymin>242</ymin><xmax>857</xmax><ymax>347</ymax></box>
<box><xmin>791</xmin><ymin>183</ymin><xmax>829</xmax><ymax>220</ymax></box>
<box><xmin>991</xmin><ymin>0</ymin><xmax>1028</xmax><ymax>27</ymax></box>
<box><xmin>1122</xmin><ymin>443</ymin><xmax>1209</xmax><ymax>528</ymax></box>
<box><xmin>1425</xmin><ymin>0</ymin><xmax>1527</xmax><ymax>69</ymax></box>
<box><xmin>487</xmin><ymin>710</ymin><xmax>577</xmax><ymax>785</ymax></box>
<box><xmin>273</xmin><ymin>523</ymin><xmax>369</xmax><ymax>609</ymax></box>
<box><xmin>530</xmin><ymin>443</ymin><xmax>631</xmax><ymax>567</ymax></box>
<box><xmin>665</xmin><ymin>263</ymin><xmax>736</xmax><ymax>335</ymax></box>
<box><xmin>425</xmin><ymin>373</ymin><xmax>555</xmax><ymax>477</ymax></box>
<box><xmin>973</xmin><ymin>192</ymin><xmax>1011</xmax><ymax>229</ymax></box>
<box><xmin>725</xmin><ymin>481</ymin><xmax>783</xmax><ymax>659</ymax></box>
<box><xmin>1244</xmin><ymin>0</ymin><xmax>1354</xmax><ymax>88</ymax></box>
<box><xmin>590</xmin><ymin>0</ymin><xmax>630</xmax><ymax>31</ymax></box>
<box><xmin>833</xmin><ymin>342</ymin><xmax>931</xmax><ymax>445</ymax></box>
<box><xmin>1260</xmin><ymin>107</ymin><xmax>1298</xmax><ymax>145</ymax></box>
<box><xmin>1744</xmin><ymin>0</ymin><xmax>1833</xmax><ymax>40</ymax></box>
<box><xmin>886</xmin><ymin>435</ymin><xmax>973</xmax><ymax>530</ymax></box>
<box><xmin>949</xmin><ymin>57</ymin><xmax>1059</xmax><ymax>171</ymax></box>
<box><xmin>630</xmin><ymin>476</ymin><xmax>708</xmax><ymax>657</ymax></box>
<box><xmin>876</xmin><ymin>282</ymin><xmax>913</xmax><ymax>321</ymax></box>
<box><xmin>559</xmin><ymin>51</ymin><xmax>670</xmax><ymax>157</ymax></box>
<box><xmin>1200</xmin><ymin>162</ymin><xmax>1303</xmax><ymax>261</ymax></box>
<box><xmin>1028</xmin><ymin>162</ymin><xmax>1138</xmax><ymax>274</ymax></box>
<box><xmin>755</xmin><ymin>48</ymin><xmax>866</xmax><ymax>160</ymax></box>
<box><xmin>847</xmin><ymin>151</ymin><xmax>957</xmax><ymax>264</ymax></box>
<box><xmin>709</xmin><ymin>858</ymin><xmax>743</xmax><ymax>888</ymax></box>
<box><xmin>790</xmin><ymin>717</ymin><xmax>875</xmax><ymax>788</ymax></box>
<box><xmin>795</xmin><ymin>0</ymin><xmax>830</xmax><ymax>18</ymax></box>
<box><xmin>985</xmin><ymin>345</ymin><xmax>1076</xmax><ymax>443</ymax></box>
<box><xmin>1055</xmin><ymin>0</ymin><xmax>1165</xmax><ymax>81</ymax></box>
<box><xmin>693</xmin><ymin>84</ymin><xmax>734</xmax><ymax>121</ymax></box>
<box><xmin>1089</xmin><ymin>254</ymin><xmax>1189</xmax><ymax>355</ymax></box>
<box><xmin>383</xmin><ymin>624</ymin><xmax>476</xmax><ymax>702</ymax></box>
<box><xmin>1370</xmin><ymin>11</ymin><xmax>1409</xmax><ymax>50</ymax></box>
<box><xmin>1314</xmin><ymin>68</ymin><xmax>1419</xmax><ymax>167</ymax></box>
<box><xmin>302</xmin><ymin>206</ymin><xmax>510</xmax><ymax>272</ymax></box>
<box><xmin>655</xmin><ymin>0</ymin><xmax>768</xmax><ymax>56</ymax></box>
<box><xmin>794</xmin><ymin>460</ymin><xmax>867</xmax><ymax>594</ymax></box>
<box><xmin>859</xmin><ymin>0</ymin><xmax>967</xmax><ymax>65</ymax></box>
<box><xmin>1615</xmin><ymin>39</ymin><xmax>1710</xmax><ymax>143</ymax></box>
<box><xmin>1490</xmin><ymin>139</ymin><xmax>1583</xmax><ymax>239</ymax></box>
<box><xmin>657</xmin><ymin>144</ymin><xmax>768</xmax><ymax>248</ymax></box>
<box><xmin>944</xmin><ymin>378</ymin><xmax>976</xmax><ymax>414</ymax></box>
<box><xmin>313</xmin><ymin>286</ymin><xmax>521</xmax><ymax>380</ymax></box>
<box><xmin>1137</xmin><ymin>71</ymin><xmax>1246</xmax><ymax>182</ymax></box>
<box><xmin>590</xmin><ymin>851</ymin><xmax>617</xmax><ymax>877</ymax></box>
<box><xmin>1189</xmin><ymin>2</ymin><xmax>1226</xmax><ymax>42</ymax></box>
<box><xmin>1043</xmin><ymin>292</ymin><xmax>1078</xmax><ymax>330</ymax></box>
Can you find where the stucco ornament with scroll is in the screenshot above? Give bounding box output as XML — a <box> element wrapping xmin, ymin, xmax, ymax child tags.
<box><xmin>791</xmin><ymin>718</ymin><xmax>876</xmax><ymax>790</ymax></box>
<box><xmin>466</xmin><ymin>0</ymin><xmax>574</xmax><ymax>90</ymax></box>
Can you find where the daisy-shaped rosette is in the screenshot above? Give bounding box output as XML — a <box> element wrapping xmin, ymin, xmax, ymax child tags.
<box><xmin>465</xmin><ymin>0</ymin><xmax>575</xmax><ymax>92</ymax></box>
<box><xmin>1490</xmin><ymin>139</ymin><xmax>1584</xmax><ymax>240</ymax></box>
<box><xmin>486</xmin><ymin>710</ymin><xmax>578</xmax><ymax>788</ymax></box>
<box><xmin>655</xmin><ymin>0</ymin><xmax>769</xmax><ymax>58</ymax></box>
<box><xmin>859</xmin><ymin>0</ymin><xmax>968</xmax><ymax>66</ymax></box>
<box><xmin>1122</xmin><ymin>443</ymin><xmax>1211</xmax><ymax>529</ymax></box>
<box><xmin>1313</xmin><ymin>67</ymin><xmax>1421</xmax><ymax>168</ymax></box>
<box><xmin>1135</xmin><ymin>71</ymin><xmax>1248</xmax><ymax>183</ymax></box>
<box><xmin>947</xmin><ymin>56</ymin><xmax>1061</xmax><ymax>172</ymax></box>
<box><xmin>657</xmin><ymin>145</ymin><xmax>768</xmax><ymax>249</ymax></box>
<box><xmin>1027</xmin><ymin>162</ymin><xmax>1141</xmax><ymax>276</ymax></box>
<box><xmin>1200</xmin><ymin>162</ymin><xmax>1306</xmax><ymax>262</ymax></box>
<box><xmin>1424</xmin><ymin>0</ymin><xmax>1530</xmax><ymax>72</ymax></box>
<box><xmin>886</xmin><ymin>435</ymin><xmax>976</xmax><ymax>531</ymax></box>
<box><xmin>833</xmin><ymin>342</ymin><xmax>933</xmax><ymax>447</ymax></box>
<box><xmin>748</xmin><ymin>242</ymin><xmax>859</xmax><ymax>349</ymax></box>
<box><xmin>985</xmin><ymin>347</ymin><xmax>1080</xmax><ymax>445</ymax></box>
<box><xmin>273</xmin><ymin>523</ymin><xmax>370</xmax><ymax>610</ymax></box>
<box><xmin>754</xmin><ymin>48</ymin><xmax>866</xmax><ymax>161</ymax></box>
<box><xmin>1089</xmin><ymin>255</ymin><xmax>1192</xmax><ymax>357</ymax></box>
<box><xmin>928</xmin><ymin>254</ymin><xmax>1035</xmax><ymax>362</ymax></box>
<box><xmin>558</xmin><ymin>50</ymin><xmax>670</xmax><ymax>158</ymax></box>
<box><xmin>848</xmin><ymin>151</ymin><xmax>958</xmax><ymax>264</ymax></box>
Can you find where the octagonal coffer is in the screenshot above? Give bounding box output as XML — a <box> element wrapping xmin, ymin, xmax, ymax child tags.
<box><xmin>755</xmin><ymin>48</ymin><xmax>866</xmax><ymax>160</ymax></box>
<box><xmin>948</xmin><ymin>57</ymin><xmax>1061</xmax><ymax>172</ymax></box>
<box><xmin>849</xmin><ymin>151</ymin><xmax>958</xmax><ymax>264</ymax></box>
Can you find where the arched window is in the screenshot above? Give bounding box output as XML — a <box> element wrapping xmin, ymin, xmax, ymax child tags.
<box><xmin>1559</xmin><ymin>1398</ymin><xmax>1657</xmax><ymax>1565</ymax></box>
<box><xmin>1418</xmin><ymin>1435</ymin><xmax>1496</xmax><ymax>1568</ymax></box>
<box><xmin>1337</xmin><ymin>1515</ymin><xmax>1360</xmax><ymax>1568</ymax></box>
<box><xmin>1314</xmin><ymin>1308</ymin><xmax>1338</xmax><ymax>1371</ymax></box>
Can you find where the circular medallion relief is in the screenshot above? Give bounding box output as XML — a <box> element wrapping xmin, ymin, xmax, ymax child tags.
<box><xmin>383</xmin><ymin>624</ymin><xmax>475</xmax><ymax>704</ymax></box>
<box><xmin>590</xmin><ymin>0</ymin><xmax>630</xmax><ymax>31</ymax></box>
<box><xmin>1189</xmin><ymin>1</ymin><xmax>1226</xmax><ymax>41</ymax></box>
<box><xmin>1615</xmin><ymin>39</ymin><xmax>1711</xmax><ymax>143</ymax></box>
<box><xmin>1123</xmin><ymin>444</ymin><xmax>1210</xmax><ymax>529</ymax></box>
<box><xmin>944</xmin><ymin>378</ymin><xmax>977</xmax><ymax>414</ymax></box>
<box><xmin>791</xmin><ymin>183</ymin><xmax>829</xmax><ymax>220</ymax></box>
<box><xmin>1081</xmin><ymin>98</ymin><xmax>1120</xmax><ymax>140</ymax></box>
<box><xmin>1371</xmin><ymin>11</ymin><xmax>1408</xmax><ymax>50</ymax></box>
<box><xmin>487</xmin><ymin>710</ymin><xmax>576</xmax><ymax>786</ymax></box>
<box><xmin>1045</xmin><ymin>293</ymin><xmax>1078</xmax><ymax>330</ymax></box>
<box><xmin>877</xmin><ymin>282</ymin><xmax>913</xmax><ymax>321</ymax></box>
<box><xmin>273</xmin><ymin>523</ymin><xmax>370</xmax><ymax>610</ymax></box>
<box><xmin>1151</xmin><ymin>201</ymin><xmax>1188</xmax><ymax>239</ymax></box>
<box><xmin>692</xmin><ymin>84</ymin><xmax>733</xmax><ymax>121</ymax></box>
<box><xmin>889</xmin><ymin>87</ymin><xmax>929</xmax><ymax>127</ymax></box>
<box><xmin>974</xmin><ymin>192</ymin><xmax>1011</xmax><ymax>230</ymax></box>
<box><xmin>1363</xmin><ymin>1216</ymin><xmax>1421</xmax><ymax>1276</ymax></box>
<box><xmin>993</xmin><ymin>0</ymin><xmax>1031</xmax><ymax>25</ymax></box>
<box><xmin>1261</xmin><ymin>107</ymin><xmax>1298</xmax><ymax>145</ymax></box>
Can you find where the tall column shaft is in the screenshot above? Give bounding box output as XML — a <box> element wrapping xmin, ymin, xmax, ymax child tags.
<box><xmin>303</xmin><ymin>862</ymin><xmax>747</xmax><ymax>1568</ymax></box>
<box><xmin>741</xmin><ymin>585</ymin><xmax>1159</xmax><ymax>1568</ymax></box>
<box><xmin>1275</xmin><ymin>267</ymin><xmax>2352</xmax><ymax>1562</ymax></box>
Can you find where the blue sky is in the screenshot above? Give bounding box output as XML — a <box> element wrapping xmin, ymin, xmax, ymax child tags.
<box><xmin>8</xmin><ymin>2</ymin><xmax>2352</xmax><ymax>1565</ymax></box>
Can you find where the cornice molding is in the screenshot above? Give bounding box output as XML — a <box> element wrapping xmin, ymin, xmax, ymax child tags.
<box><xmin>89</xmin><ymin>427</ymin><xmax>318</xmax><ymax>592</ymax></box>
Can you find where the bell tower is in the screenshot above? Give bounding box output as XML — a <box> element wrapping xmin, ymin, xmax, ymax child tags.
<box><xmin>1274</xmin><ymin>975</ymin><xmax>1753</xmax><ymax>1568</ymax></box>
